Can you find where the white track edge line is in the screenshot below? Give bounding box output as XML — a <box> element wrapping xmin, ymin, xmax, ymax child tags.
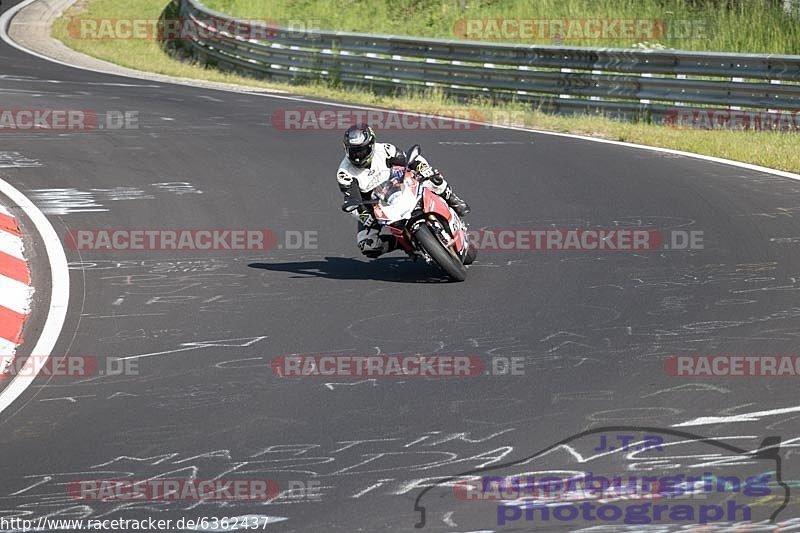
<box><xmin>0</xmin><ymin>174</ymin><xmax>69</xmax><ymax>415</ymax></box>
<box><xmin>3</xmin><ymin>0</ymin><xmax>799</xmax><ymax>182</ymax></box>
<box><xmin>0</xmin><ymin>181</ymin><xmax>69</xmax><ymax>414</ymax></box>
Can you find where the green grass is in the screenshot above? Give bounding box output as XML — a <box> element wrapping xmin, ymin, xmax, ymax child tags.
<box><xmin>51</xmin><ymin>0</ymin><xmax>800</xmax><ymax>174</ymax></box>
<box><xmin>206</xmin><ymin>0</ymin><xmax>800</xmax><ymax>54</ymax></box>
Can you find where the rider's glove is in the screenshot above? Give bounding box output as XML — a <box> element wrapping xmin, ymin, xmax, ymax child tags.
<box><xmin>358</xmin><ymin>210</ymin><xmax>375</xmax><ymax>227</ymax></box>
<box><xmin>342</xmin><ymin>199</ymin><xmax>366</xmax><ymax>221</ymax></box>
<box><xmin>419</xmin><ymin>165</ymin><xmax>443</xmax><ymax>185</ymax></box>
<box><xmin>386</xmin><ymin>151</ymin><xmax>407</xmax><ymax>167</ymax></box>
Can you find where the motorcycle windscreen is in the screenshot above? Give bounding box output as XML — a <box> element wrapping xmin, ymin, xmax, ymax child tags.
<box><xmin>372</xmin><ymin>177</ymin><xmax>418</xmax><ymax>222</ymax></box>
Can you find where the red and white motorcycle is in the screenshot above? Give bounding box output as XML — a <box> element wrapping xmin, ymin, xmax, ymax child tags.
<box><xmin>345</xmin><ymin>145</ymin><xmax>475</xmax><ymax>282</ymax></box>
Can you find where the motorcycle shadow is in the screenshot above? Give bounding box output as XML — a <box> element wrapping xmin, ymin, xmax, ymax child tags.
<box><xmin>248</xmin><ymin>256</ymin><xmax>453</xmax><ymax>283</ymax></box>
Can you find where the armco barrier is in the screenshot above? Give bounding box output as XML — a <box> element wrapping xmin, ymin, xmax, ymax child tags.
<box><xmin>177</xmin><ymin>0</ymin><xmax>800</xmax><ymax>123</ymax></box>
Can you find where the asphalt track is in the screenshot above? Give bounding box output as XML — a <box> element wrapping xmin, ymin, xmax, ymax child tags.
<box><xmin>1</xmin><ymin>0</ymin><xmax>800</xmax><ymax>530</ymax></box>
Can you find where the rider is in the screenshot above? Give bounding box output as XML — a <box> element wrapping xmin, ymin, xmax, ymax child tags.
<box><xmin>337</xmin><ymin>123</ymin><xmax>470</xmax><ymax>258</ymax></box>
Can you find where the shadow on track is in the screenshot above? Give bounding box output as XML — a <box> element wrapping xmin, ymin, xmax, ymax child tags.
<box><xmin>249</xmin><ymin>256</ymin><xmax>453</xmax><ymax>283</ymax></box>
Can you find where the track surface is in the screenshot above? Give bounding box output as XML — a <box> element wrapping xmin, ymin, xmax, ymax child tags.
<box><xmin>1</xmin><ymin>1</ymin><xmax>800</xmax><ymax>530</ymax></box>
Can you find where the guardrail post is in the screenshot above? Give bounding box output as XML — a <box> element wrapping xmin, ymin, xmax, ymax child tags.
<box><xmin>640</xmin><ymin>72</ymin><xmax>652</xmax><ymax>104</ymax></box>
<box><xmin>560</xmin><ymin>68</ymin><xmax>572</xmax><ymax>99</ymax></box>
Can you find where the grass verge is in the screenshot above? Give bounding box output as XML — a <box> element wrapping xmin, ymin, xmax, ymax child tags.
<box><xmin>51</xmin><ymin>0</ymin><xmax>800</xmax><ymax>173</ymax></box>
<box><xmin>207</xmin><ymin>0</ymin><xmax>800</xmax><ymax>55</ymax></box>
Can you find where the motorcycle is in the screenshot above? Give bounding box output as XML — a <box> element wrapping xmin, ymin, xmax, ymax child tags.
<box><xmin>344</xmin><ymin>145</ymin><xmax>476</xmax><ymax>282</ymax></box>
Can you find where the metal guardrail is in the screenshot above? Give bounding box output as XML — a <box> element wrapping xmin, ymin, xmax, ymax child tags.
<box><xmin>178</xmin><ymin>0</ymin><xmax>800</xmax><ymax>124</ymax></box>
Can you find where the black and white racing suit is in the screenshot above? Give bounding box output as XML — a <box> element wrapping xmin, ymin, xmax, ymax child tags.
<box><xmin>336</xmin><ymin>143</ymin><xmax>461</xmax><ymax>257</ymax></box>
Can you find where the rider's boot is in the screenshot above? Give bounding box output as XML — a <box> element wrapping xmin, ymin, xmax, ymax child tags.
<box><xmin>443</xmin><ymin>185</ymin><xmax>470</xmax><ymax>216</ymax></box>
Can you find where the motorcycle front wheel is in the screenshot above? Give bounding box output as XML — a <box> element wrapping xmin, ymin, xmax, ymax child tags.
<box><xmin>413</xmin><ymin>224</ymin><xmax>467</xmax><ymax>282</ymax></box>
